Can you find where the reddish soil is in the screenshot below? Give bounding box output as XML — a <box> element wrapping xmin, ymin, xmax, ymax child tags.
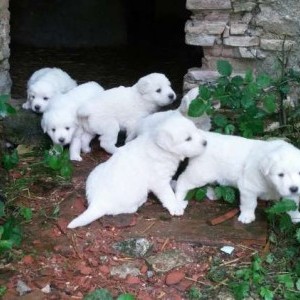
<box><xmin>0</xmin><ymin>147</ymin><xmax>266</xmax><ymax>299</ymax></box>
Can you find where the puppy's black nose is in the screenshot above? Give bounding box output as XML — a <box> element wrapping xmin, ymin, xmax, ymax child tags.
<box><xmin>202</xmin><ymin>140</ymin><xmax>207</xmax><ymax>147</ymax></box>
<box><xmin>58</xmin><ymin>138</ymin><xmax>65</xmax><ymax>144</ymax></box>
<box><xmin>290</xmin><ymin>186</ymin><xmax>299</xmax><ymax>193</ymax></box>
<box><xmin>168</xmin><ymin>93</ymin><xmax>175</xmax><ymax>100</ymax></box>
<box><xmin>34</xmin><ymin>105</ymin><xmax>40</xmax><ymax>111</ymax></box>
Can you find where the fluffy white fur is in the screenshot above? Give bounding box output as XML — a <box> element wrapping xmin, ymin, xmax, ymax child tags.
<box><xmin>175</xmin><ymin>132</ymin><xmax>300</xmax><ymax>224</ymax></box>
<box><xmin>41</xmin><ymin>82</ymin><xmax>104</xmax><ymax>161</ymax></box>
<box><xmin>67</xmin><ymin>114</ymin><xmax>208</xmax><ymax>228</ymax></box>
<box><xmin>23</xmin><ymin>67</ymin><xmax>77</xmax><ymax>113</ymax></box>
<box><xmin>127</xmin><ymin>87</ymin><xmax>213</xmax><ymax>140</ymax></box>
<box><xmin>77</xmin><ymin>73</ymin><xmax>176</xmax><ymax>154</ymax></box>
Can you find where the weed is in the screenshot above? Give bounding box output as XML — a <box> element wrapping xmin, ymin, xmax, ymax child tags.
<box><xmin>83</xmin><ymin>288</ymin><xmax>135</xmax><ymax>300</ymax></box>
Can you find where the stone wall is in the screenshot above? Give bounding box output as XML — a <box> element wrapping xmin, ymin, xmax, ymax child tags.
<box><xmin>0</xmin><ymin>0</ymin><xmax>11</xmax><ymax>94</ymax></box>
<box><xmin>184</xmin><ymin>0</ymin><xmax>300</xmax><ymax>91</ymax></box>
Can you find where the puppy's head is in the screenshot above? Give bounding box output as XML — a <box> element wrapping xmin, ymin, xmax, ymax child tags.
<box><xmin>41</xmin><ymin>110</ymin><xmax>77</xmax><ymax>146</ymax></box>
<box><xmin>136</xmin><ymin>73</ymin><xmax>176</xmax><ymax>107</ymax></box>
<box><xmin>154</xmin><ymin>114</ymin><xmax>207</xmax><ymax>160</ymax></box>
<box><xmin>27</xmin><ymin>81</ymin><xmax>58</xmax><ymax>113</ymax></box>
<box><xmin>260</xmin><ymin>143</ymin><xmax>300</xmax><ymax>197</ymax></box>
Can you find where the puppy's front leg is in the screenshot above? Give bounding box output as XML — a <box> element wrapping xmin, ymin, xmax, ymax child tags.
<box><xmin>69</xmin><ymin>136</ymin><xmax>82</xmax><ymax>161</ymax></box>
<box><xmin>286</xmin><ymin>196</ymin><xmax>300</xmax><ymax>223</ymax></box>
<box><xmin>81</xmin><ymin>132</ymin><xmax>94</xmax><ymax>153</ymax></box>
<box><xmin>175</xmin><ymin>175</ymin><xmax>199</xmax><ymax>202</ymax></box>
<box><xmin>238</xmin><ymin>190</ymin><xmax>257</xmax><ymax>224</ymax></box>
<box><xmin>151</xmin><ymin>183</ymin><xmax>187</xmax><ymax>216</ymax></box>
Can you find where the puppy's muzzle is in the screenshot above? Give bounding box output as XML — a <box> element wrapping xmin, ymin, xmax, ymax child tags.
<box><xmin>34</xmin><ymin>105</ymin><xmax>41</xmax><ymax>112</ymax></box>
<box><xmin>290</xmin><ymin>186</ymin><xmax>299</xmax><ymax>194</ymax></box>
<box><xmin>58</xmin><ymin>137</ymin><xmax>65</xmax><ymax>144</ymax></box>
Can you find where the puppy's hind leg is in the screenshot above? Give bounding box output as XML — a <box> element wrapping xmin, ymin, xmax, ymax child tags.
<box><xmin>67</xmin><ymin>206</ymin><xmax>104</xmax><ymax>229</ymax></box>
<box><xmin>81</xmin><ymin>132</ymin><xmax>94</xmax><ymax>153</ymax></box>
<box><xmin>99</xmin><ymin>120</ymin><xmax>120</xmax><ymax>154</ymax></box>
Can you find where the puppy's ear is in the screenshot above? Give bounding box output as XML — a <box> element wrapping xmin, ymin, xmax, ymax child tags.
<box><xmin>178</xmin><ymin>96</ymin><xmax>189</xmax><ymax>114</ymax></box>
<box><xmin>136</xmin><ymin>78</ymin><xmax>151</xmax><ymax>95</ymax></box>
<box><xmin>155</xmin><ymin>128</ymin><xmax>174</xmax><ymax>152</ymax></box>
<box><xmin>260</xmin><ymin>154</ymin><xmax>279</xmax><ymax>176</ymax></box>
<box><xmin>41</xmin><ymin>117</ymin><xmax>47</xmax><ymax>133</ymax></box>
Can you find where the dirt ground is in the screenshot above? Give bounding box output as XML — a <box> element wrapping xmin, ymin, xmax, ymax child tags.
<box><xmin>0</xmin><ymin>142</ymin><xmax>268</xmax><ymax>300</ymax></box>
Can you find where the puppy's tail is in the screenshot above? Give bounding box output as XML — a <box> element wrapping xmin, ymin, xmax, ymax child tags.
<box><xmin>67</xmin><ymin>206</ymin><xmax>104</xmax><ymax>229</ymax></box>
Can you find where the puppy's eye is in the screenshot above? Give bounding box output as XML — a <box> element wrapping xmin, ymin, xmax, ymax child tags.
<box><xmin>65</xmin><ymin>127</ymin><xmax>70</xmax><ymax>130</ymax></box>
<box><xmin>278</xmin><ymin>173</ymin><xmax>284</xmax><ymax>178</ymax></box>
<box><xmin>52</xmin><ymin>128</ymin><xmax>56</xmax><ymax>132</ymax></box>
<box><xmin>31</xmin><ymin>95</ymin><xmax>35</xmax><ymax>99</ymax></box>
<box><xmin>186</xmin><ymin>136</ymin><xmax>192</xmax><ymax>141</ymax></box>
<box><xmin>156</xmin><ymin>88</ymin><xmax>161</xmax><ymax>93</ymax></box>
<box><xmin>43</xmin><ymin>97</ymin><xmax>49</xmax><ymax>101</ymax></box>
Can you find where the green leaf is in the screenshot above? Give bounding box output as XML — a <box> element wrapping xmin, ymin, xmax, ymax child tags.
<box><xmin>296</xmin><ymin>228</ymin><xmax>300</xmax><ymax>243</ymax></box>
<box><xmin>296</xmin><ymin>278</ymin><xmax>300</xmax><ymax>291</ymax></box>
<box><xmin>0</xmin><ymin>202</ymin><xmax>5</xmax><ymax>218</ymax></box>
<box><xmin>0</xmin><ymin>240</ymin><xmax>14</xmax><ymax>252</ymax></box>
<box><xmin>199</xmin><ymin>86</ymin><xmax>212</xmax><ymax>101</ymax></box>
<box><xmin>2</xmin><ymin>150</ymin><xmax>19</xmax><ymax>170</ymax></box>
<box><xmin>84</xmin><ymin>289</ymin><xmax>113</xmax><ymax>300</ymax></box>
<box><xmin>277</xmin><ymin>274</ymin><xmax>294</xmax><ymax>289</ymax></box>
<box><xmin>245</xmin><ymin>69</ymin><xmax>254</xmax><ymax>83</ymax></box>
<box><xmin>188</xmin><ymin>99</ymin><xmax>208</xmax><ymax>117</ymax></box>
<box><xmin>195</xmin><ymin>187</ymin><xmax>207</xmax><ymax>201</ymax></box>
<box><xmin>213</xmin><ymin>114</ymin><xmax>228</xmax><ymax>128</ymax></box>
<box><xmin>241</xmin><ymin>94</ymin><xmax>254</xmax><ymax>109</ymax></box>
<box><xmin>222</xmin><ymin>187</ymin><xmax>236</xmax><ymax>204</ymax></box>
<box><xmin>230</xmin><ymin>282</ymin><xmax>250</xmax><ymax>300</ymax></box>
<box><xmin>60</xmin><ymin>164</ymin><xmax>73</xmax><ymax>179</ymax></box>
<box><xmin>224</xmin><ymin>124</ymin><xmax>235</xmax><ymax>135</ymax></box>
<box><xmin>185</xmin><ymin>189</ymin><xmax>196</xmax><ymax>201</ymax></box>
<box><xmin>2</xmin><ymin>218</ymin><xmax>22</xmax><ymax>247</ymax></box>
<box><xmin>263</xmin><ymin>94</ymin><xmax>277</xmax><ymax>113</ymax></box>
<box><xmin>19</xmin><ymin>207</ymin><xmax>33</xmax><ymax>221</ymax></box>
<box><xmin>256</xmin><ymin>74</ymin><xmax>272</xmax><ymax>88</ymax></box>
<box><xmin>217</xmin><ymin>60</ymin><xmax>232</xmax><ymax>77</ymax></box>
<box><xmin>260</xmin><ymin>287</ymin><xmax>274</xmax><ymax>300</ymax></box>
<box><xmin>0</xmin><ymin>285</ymin><xmax>7</xmax><ymax>297</ymax></box>
<box><xmin>266</xmin><ymin>199</ymin><xmax>297</xmax><ymax>215</ymax></box>
<box><xmin>231</xmin><ymin>75</ymin><xmax>244</xmax><ymax>86</ymax></box>
<box><xmin>117</xmin><ymin>294</ymin><xmax>135</xmax><ymax>300</ymax></box>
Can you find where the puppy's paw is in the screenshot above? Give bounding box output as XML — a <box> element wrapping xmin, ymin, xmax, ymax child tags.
<box><xmin>288</xmin><ymin>211</ymin><xmax>300</xmax><ymax>223</ymax></box>
<box><xmin>238</xmin><ymin>212</ymin><xmax>255</xmax><ymax>224</ymax></box>
<box><xmin>22</xmin><ymin>102</ymin><xmax>30</xmax><ymax>109</ymax></box>
<box><xmin>70</xmin><ymin>155</ymin><xmax>82</xmax><ymax>162</ymax></box>
<box><xmin>82</xmin><ymin>146</ymin><xmax>91</xmax><ymax>153</ymax></box>
<box><xmin>166</xmin><ymin>201</ymin><xmax>188</xmax><ymax>216</ymax></box>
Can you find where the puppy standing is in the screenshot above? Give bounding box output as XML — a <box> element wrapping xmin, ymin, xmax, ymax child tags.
<box><xmin>77</xmin><ymin>73</ymin><xmax>176</xmax><ymax>154</ymax></box>
<box><xmin>23</xmin><ymin>67</ymin><xmax>77</xmax><ymax>113</ymax></box>
<box><xmin>67</xmin><ymin>114</ymin><xmax>207</xmax><ymax>228</ymax></box>
<box><xmin>41</xmin><ymin>82</ymin><xmax>104</xmax><ymax>161</ymax></box>
<box><xmin>175</xmin><ymin>132</ymin><xmax>300</xmax><ymax>224</ymax></box>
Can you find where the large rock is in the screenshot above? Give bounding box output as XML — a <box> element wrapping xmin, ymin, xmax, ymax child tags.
<box><xmin>1</xmin><ymin>109</ymin><xmax>51</xmax><ymax>148</ymax></box>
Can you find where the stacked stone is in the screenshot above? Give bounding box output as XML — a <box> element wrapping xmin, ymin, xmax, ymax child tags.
<box><xmin>184</xmin><ymin>0</ymin><xmax>300</xmax><ymax>92</ymax></box>
<box><xmin>0</xmin><ymin>0</ymin><xmax>11</xmax><ymax>94</ymax></box>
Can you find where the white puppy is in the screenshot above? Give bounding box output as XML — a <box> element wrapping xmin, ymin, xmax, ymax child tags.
<box><xmin>41</xmin><ymin>82</ymin><xmax>104</xmax><ymax>161</ymax></box>
<box><xmin>126</xmin><ymin>86</ymin><xmax>213</xmax><ymax>141</ymax></box>
<box><xmin>175</xmin><ymin>132</ymin><xmax>300</xmax><ymax>224</ymax></box>
<box><xmin>67</xmin><ymin>114</ymin><xmax>208</xmax><ymax>228</ymax></box>
<box><xmin>23</xmin><ymin>67</ymin><xmax>77</xmax><ymax>113</ymax></box>
<box><xmin>178</xmin><ymin>87</ymin><xmax>212</xmax><ymax>131</ymax></box>
<box><xmin>77</xmin><ymin>73</ymin><xmax>176</xmax><ymax>154</ymax></box>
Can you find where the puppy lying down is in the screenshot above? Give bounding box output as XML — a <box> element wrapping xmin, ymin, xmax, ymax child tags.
<box><xmin>67</xmin><ymin>114</ymin><xmax>207</xmax><ymax>228</ymax></box>
<box><xmin>175</xmin><ymin>131</ymin><xmax>300</xmax><ymax>224</ymax></box>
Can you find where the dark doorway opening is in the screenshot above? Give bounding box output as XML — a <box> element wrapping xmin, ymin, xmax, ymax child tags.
<box><xmin>9</xmin><ymin>0</ymin><xmax>203</xmax><ymax>99</ymax></box>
